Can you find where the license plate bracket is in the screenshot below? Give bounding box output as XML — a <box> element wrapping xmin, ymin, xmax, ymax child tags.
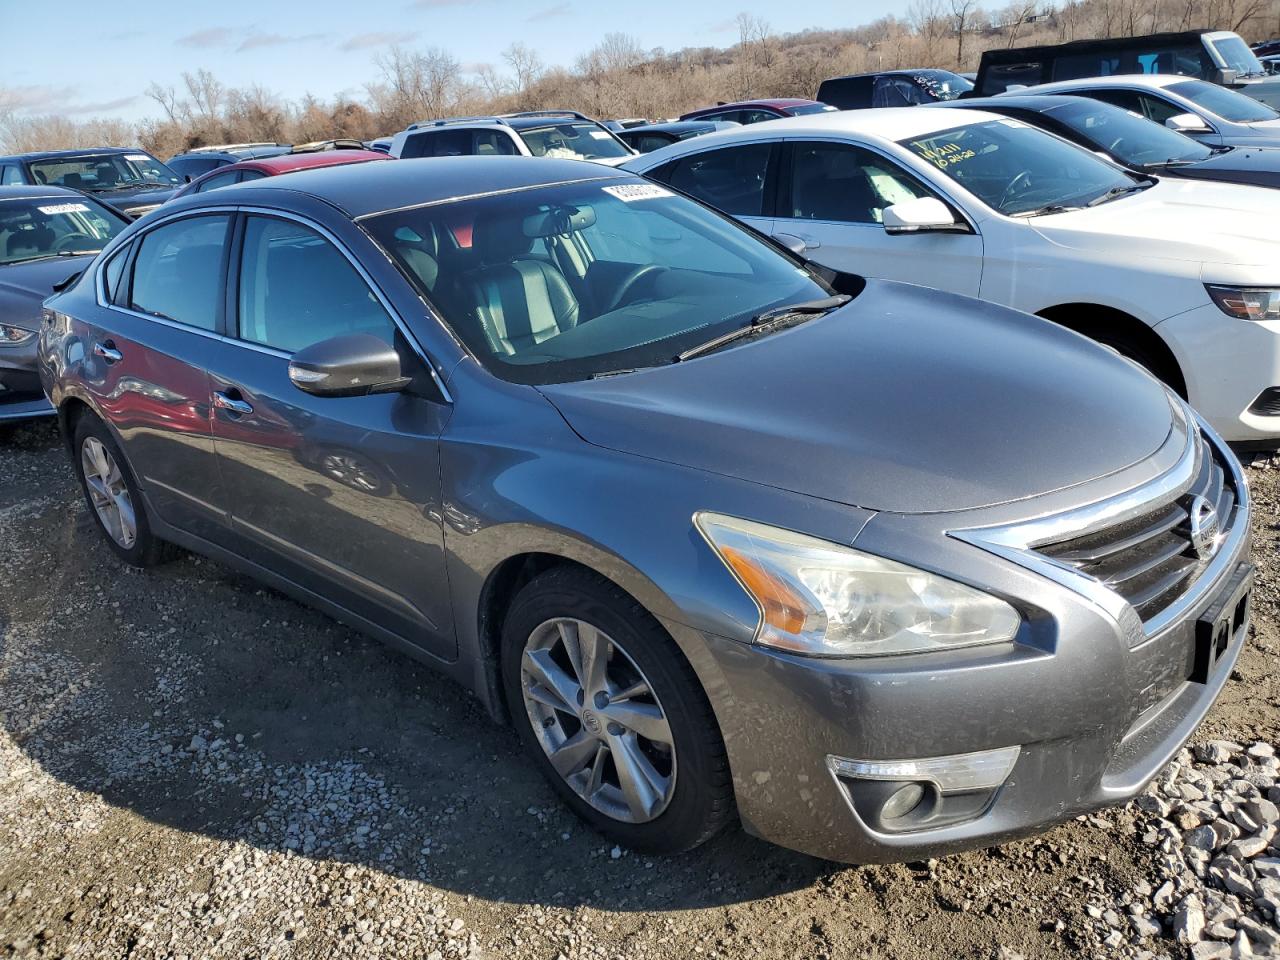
<box><xmin>1191</xmin><ymin>562</ymin><xmax>1253</xmax><ymax>684</ymax></box>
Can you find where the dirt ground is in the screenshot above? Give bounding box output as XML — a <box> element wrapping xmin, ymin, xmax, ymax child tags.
<box><xmin>1</xmin><ymin>417</ymin><xmax>1277</xmax><ymax>960</ymax></box>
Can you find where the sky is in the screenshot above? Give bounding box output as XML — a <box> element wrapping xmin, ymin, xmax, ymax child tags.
<box><xmin>1</xmin><ymin>0</ymin><xmax>900</xmax><ymax>122</ymax></box>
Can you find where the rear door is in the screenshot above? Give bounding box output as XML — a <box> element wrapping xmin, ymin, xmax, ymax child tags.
<box><xmin>85</xmin><ymin>213</ymin><xmax>232</xmax><ymax>541</ymax></box>
<box><xmin>771</xmin><ymin>139</ymin><xmax>983</xmax><ymax>296</ymax></box>
<box><xmin>203</xmin><ymin>211</ymin><xmax>456</xmax><ymax>659</ymax></box>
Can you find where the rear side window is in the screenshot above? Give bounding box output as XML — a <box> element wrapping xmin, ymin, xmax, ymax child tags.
<box><xmin>237</xmin><ymin>215</ymin><xmax>395</xmax><ymax>353</ymax></box>
<box><xmin>0</xmin><ymin>165</ymin><xmax>22</xmax><ymax>185</ymax></box>
<box><xmin>739</xmin><ymin>109</ymin><xmax>780</xmax><ymax>124</ymax></box>
<box><xmin>981</xmin><ymin>62</ymin><xmax>1043</xmax><ymax>94</ymax></box>
<box><xmin>816</xmin><ymin>77</ymin><xmax>873</xmax><ymax>109</ymax></box>
<box><xmin>168</xmin><ymin>156</ymin><xmax>224</xmax><ymax>179</ymax></box>
<box><xmin>401</xmin><ymin>129</ymin><xmax>472</xmax><ymax>159</ymax></box>
<box><xmin>663</xmin><ymin>144</ymin><xmax>773</xmax><ymax>217</ymax></box>
<box><xmin>130</xmin><ymin>215</ymin><xmax>230</xmax><ymax>330</ymax></box>
<box><xmin>195</xmin><ymin>170</ymin><xmax>241</xmax><ymax>193</ymax></box>
<box><xmin>474</xmin><ymin>130</ymin><xmax>518</xmax><ymax>155</ymax></box>
<box><xmin>872</xmin><ymin>76</ymin><xmax>928</xmax><ymax>107</ymax></box>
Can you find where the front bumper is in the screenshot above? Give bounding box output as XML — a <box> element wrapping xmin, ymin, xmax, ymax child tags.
<box><xmin>679</xmin><ymin>421</ymin><xmax>1252</xmax><ymax>864</ymax></box>
<box><xmin>0</xmin><ymin>340</ymin><xmax>52</xmax><ymax>421</ymax></box>
<box><xmin>1155</xmin><ymin>303</ymin><xmax>1280</xmax><ymax>444</ymax></box>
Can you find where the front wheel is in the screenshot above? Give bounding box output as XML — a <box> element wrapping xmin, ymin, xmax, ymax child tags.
<box><xmin>502</xmin><ymin>567</ymin><xmax>734</xmax><ymax>854</ymax></box>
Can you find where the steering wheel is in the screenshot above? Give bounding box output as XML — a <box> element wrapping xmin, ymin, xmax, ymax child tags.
<box><xmin>54</xmin><ymin>232</ymin><xmax>94</xmax><ymax>254</ymax></box>
<box><xmin>998</xmin><ymin>171</ymin><xmax>1034</xmax><ymax>210</ymax></box>
<box><xmin>605</xmin><ymin>264</ymin><xmax>669</xmax><ymax>313</ymax></box>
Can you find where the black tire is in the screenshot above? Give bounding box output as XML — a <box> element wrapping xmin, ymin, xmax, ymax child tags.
<box><xmin>71</xmin><ymin>414</ymin><xmax>173</xmax><ymax>567</ymax></box>
<box><xmin>502</xmin><ymin>566</ymin><xmax>734</xmax><ymax>854</ymax></box>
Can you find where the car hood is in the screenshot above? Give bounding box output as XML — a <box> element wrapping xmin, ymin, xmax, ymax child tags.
<box><xmin>1171</xmin><ymin>145</ymin><xmax>1280</xmax><ymax>188</ymax></box>
<box><xmin>1026</xmin><ymin>177</ymin><xmax>1280</xmax><ymax>267</ymax></box>
<box><xmin>538</xmin><ymin>281</ymin><xmax>1175</xmax><ymax>515</ymax></box>
<box><xmin>92</xmin><ymin>185</ymin><xmax>180</xmax><ymax>216</ymax></box>
<box><xmin>0</xmin><ymin>256</ymin><xmax>93</xmax><ymax>328</ymax></box>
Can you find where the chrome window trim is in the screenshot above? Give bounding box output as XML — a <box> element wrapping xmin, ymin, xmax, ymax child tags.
<box><xmin>92</xmin><ymin>202</ymin><xmax>453</xmax><ymax>403</ymax></box>
<box><xmin>352</xmin><ymin>175</ymin><xmax>613</xmax><ymax>221</ymax></box>
<box><xmin>951</xmin><ymin>398</ymin><xmax>1249</xmax><ymax>646</ymax></box>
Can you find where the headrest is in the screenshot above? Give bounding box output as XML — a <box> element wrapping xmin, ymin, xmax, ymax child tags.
<box><xmin>471</xmin><ymin>214</ymin><xmax>535</xmax><ymax>265</ymax></box>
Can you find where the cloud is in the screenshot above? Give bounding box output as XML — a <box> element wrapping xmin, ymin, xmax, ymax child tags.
<box><xmin>340</xmin><ymin>31</ymin><xmax>417</xmax><ymax>51</ymax></box>
<box><xmin>526</xmin><ymin>2</ymin><xmax>570</xmax><ymax>21</ymax></box>
<box><xmin>177</xmin><ymin>27</ymin><xmax>237</xmax><ymax>49</ymax></box>
<box><xmin>0</xmin><ymin>85</ymin><xmax>139</xmax><ymax>117</ymax></box>
<box><xmin>238</xmin><ymin>31</ymin><xmax>326</xmax><ymax>52</ymax></box>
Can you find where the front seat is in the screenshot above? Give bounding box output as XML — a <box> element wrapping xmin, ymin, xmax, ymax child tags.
<box><xmin>462</xmin><ymin>214</ymin><xmax>580</xmax><ymax>356</ymax></box>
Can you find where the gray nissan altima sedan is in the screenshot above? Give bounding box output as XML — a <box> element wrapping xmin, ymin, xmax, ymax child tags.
<box><xmin>38</xmin><ymin>157</ymin><xmax>1252</xmax><ymax>863</ymax></box>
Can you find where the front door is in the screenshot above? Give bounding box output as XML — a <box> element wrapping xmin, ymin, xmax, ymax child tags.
<box><xmin>205</xmin><ymin>213</ymin><xmax>456</xmax><ymax>659</ymax></box>
<box><xmin>771</xmin><ymin>140</ymin><xmax>984</xmax><ymax>297</ymax></box>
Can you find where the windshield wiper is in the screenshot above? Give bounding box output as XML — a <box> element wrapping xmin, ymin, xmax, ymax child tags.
<box><xmin>674</xmin><ymin>295</ymin><xmax>850</xmax><ymax>363</ymax></box>
<box><xmin>1011</xmin><ymin>203</ymin><xmax>1080</xmax><ymax>218</ymax></box>
<box><xmin>1086</xmin><ymin>183</ymin><xmax>1151</xmax><ymax>207</ymax></box>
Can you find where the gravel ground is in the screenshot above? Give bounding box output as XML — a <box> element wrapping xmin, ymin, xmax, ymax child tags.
<box><xmin>3</xmin><ymin>417</ymin><xmax>1280</xmax><ymax>960</ymax></box>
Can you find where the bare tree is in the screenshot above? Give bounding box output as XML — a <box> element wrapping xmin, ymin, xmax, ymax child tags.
<box><xmin>183</xmin><ymin>69</ymin><xmax>224</xmax><ymax>120</ymax></box>
<box><xmin>997</xmin><ymin>0</ymin><xmax>1040</xmax><ymax>46</ymax></box>
<box><xmin>949</xmin><ymin>0</ymin><xmax>979</xmax><ymax>67</ymax></box>
<box><xmin>145</xmin><ymin>83</ymin><xmax>185</xmax><ymax>124</ymax></box>
<box><xmin>503</xmin><ymin>42</ymin><xmax>544</xmax><ymax>97</ymax></box>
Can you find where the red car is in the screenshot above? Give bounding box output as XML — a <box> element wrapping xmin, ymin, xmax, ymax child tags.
<box><xmin>677</xmin><ymin>98</ymin><xmax>837</xmax><ymax>124</ymax></box>
<box><xmin>174</xmin><ymin>149</ymin><xmax>390</xmax><ymax>198</ymax></box>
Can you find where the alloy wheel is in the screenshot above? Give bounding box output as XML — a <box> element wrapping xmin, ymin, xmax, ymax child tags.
<box><xmin>520</xmin><ymin>617</ymin><xmax>676</xmax><ymax>823</ymax></box>
<box><xmin>80</xmin><ymin>437</ymin><xmax>136</xmax><ymax>549</ymax></box>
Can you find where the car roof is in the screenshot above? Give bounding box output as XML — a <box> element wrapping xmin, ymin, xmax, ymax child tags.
<box><xmin>232</xmin><ymin>150</ymin><xmax>390</xmax><ymax>175</ymax></box>
<box><xmin>0</xmin><ymin>184</ymin><xmax>84</xmax><ymax>201</ymax></box>
<box><xmin>690</xmin><ymin>99</ymin><xmax>821</xmax><ymax>111</ymax></box>
<box><xmin>1017</xmin><ymin>74</ymin><xmax>1191</xmax><ymax>94</ymax></box>
<box><xmin>0</xmin><ymin>147</ymin><xmax>139</xmax><ymax>163</ymax></box>
<box><xmin>937</xmin><ymin>93</ymin><xmax>1093</xmax><ymax>112</ymax></box>
<box><xmin>171</xmin><ymin>156</ymin><xmax>633</xmax><ymax>220</ymax></box>
<box><xmin>624</xmin><ymin>121</ymin><xmax>718</xmax><ymax>134</ymax></box>
<box><xmin>825</xmin><ymin>68</ymin><xmax>962</xmax><ymax>81</ymax></box>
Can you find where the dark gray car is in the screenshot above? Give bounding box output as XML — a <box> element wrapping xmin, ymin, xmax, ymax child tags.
<box><xmin>38</xmin><ymin>157</ymin><xmax>1253</xmax><ymax>863</ymax></box>
<box><xmin>1</xmin><ymin>186</ymin><xmax>128</xmax><ymax>422</ymax></box>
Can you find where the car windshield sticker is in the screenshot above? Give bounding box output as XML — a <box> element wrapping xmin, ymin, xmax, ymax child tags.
<box><xmin>125</xmin><ymin>154</ymin><xmax>151</xmax><ymax>162</ymax></box>
<box><xmin>38</xmin><ymin>203</ymin><xmax>91</xmax><ymax>215</ymax></box>
<box><xmin>997</xmin><ymin>118</ymin><xmax>1028</xmax><ymax>128</ymax></box>
<box><xmin>603</xmin><ymin>184</ymin><xmax>675</xmax><ymax>202</ymax></box>
<box><xmin>916</xmin><ymin>141</ymin><xmax>977</xmax><ymax>170</ymax></box>
<box><xmin>589</xmin><ymin>130</ymin><xmax>613</xmax><ymax>140</ymax></box>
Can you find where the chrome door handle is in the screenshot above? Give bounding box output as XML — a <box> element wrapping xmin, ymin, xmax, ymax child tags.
<box><xmin>213</xmin><ymin>391</ymin><xmax>253</xmax><ymax>416</ymax></box>
<box><xmin>93</xmin><ymin>342</ymin><xmax>123</xmax><ymax>363</ymax></box>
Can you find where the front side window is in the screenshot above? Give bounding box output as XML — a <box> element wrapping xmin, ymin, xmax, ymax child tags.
<box><xmin>474</xmin><ymin>130</ymin><xmax>519</xmax><ymax>156</ymax></box>
<box><xmin>237</xmin><ymin>216</ymin><xmax>394</xmax><ymax>353</ymax></box>
<box><xmin>739</xmin><ymin>109</ymin><xmax>782</xmax><ymax>124</ymax></box>
<box><xmin>0</xmin><ymin>196</ymin><xmax>127</xmax><ymax>266</ymax></box>
<box><xmin>1047</xmin><ymin>99</ymin><xmax>1211</xmax><ymax>165</ymax></box>
<box><xmin>28</xmin><ymin>152</ymin><xmax>183</xmax><ymax>193</ymax></box>
<box><xmin>0</xmin><ymin>165</ymin><xmax>23</xmax><ymax>185</ymax></box>
<box><xmin>1168</xmin><ymin>78</ymin><xmax>1279</xmax><ymax>122</ymax></box>
<box><xmin>167</xmin><ymin>156</ymin><xmax>224</xmax><ymax>179</ymax></box>
<box><xmin>787</xmin><ymin>142</ymin><xmax>930</xmax><ymax>224</ymax></box>
<box><xmin>365</xmin><ymin>179</ymin><xmax>835</xmax><ymax>384</ymax></box>
<box><xmin>901</xmin><ymin>119</ymin><xmax>1139</xmax><ymax>216</ymax></box>
<box><xmin>630</xmin><ymin>133</ymin><xmax>677</xmax><ymax>153</ymax></box>
<box><xmin>910</xmin><ymin>70</ymin><xmax>973</xmax><ymax>101</ymax></box>
<box><xmin>662</xmin><ymin>143</ymin><xmax>773</xmax><ymax>217</ymax></box>
<box><xmin>873</xmin><ymin>76</ymin><xmax>927</xmax><ymax>107</ymax></box>
<box><xmin>517</xmin><ymin>122</ymin><xmax>632</xmax><ymax>160</ymax></box>
<box><xmin>130</xmin><ymin>215</ymin><xmax>230</xmax><ymax>330</ymax></box>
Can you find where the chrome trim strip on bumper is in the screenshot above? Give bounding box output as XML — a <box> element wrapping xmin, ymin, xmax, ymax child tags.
<box><xmin>952</xmin><ymin>397</ymin><xmax>1250</xmax><ymax>647</ymax></box>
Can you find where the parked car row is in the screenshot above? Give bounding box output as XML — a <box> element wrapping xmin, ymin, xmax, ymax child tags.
<box><xmin>3</xmin><ymin>49</ymin><xmax>1271</xmax><ymax>868</ymax></box>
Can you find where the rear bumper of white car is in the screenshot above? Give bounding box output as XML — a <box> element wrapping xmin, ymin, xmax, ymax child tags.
<box><xmin>1157</xmin><ymin>304</ymin><xmax>1280</xmax><ymax>444</ymax></box>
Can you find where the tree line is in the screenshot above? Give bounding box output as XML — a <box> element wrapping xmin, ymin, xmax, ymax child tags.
<box><xmin>1</xmin><ymin>0</ymin><xmax>1278</xmax><ymax>156</ymax></box>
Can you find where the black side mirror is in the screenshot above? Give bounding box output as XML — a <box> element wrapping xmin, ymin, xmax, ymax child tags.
<box><xmin>184</xmin><ymin>175</ymin><xmax>192</xmax><ymax>183</ymax></box>
<box><xmin>288</xmin><ymin>334</ymin><xmax>411</xmax><ymax>398</ymax></box>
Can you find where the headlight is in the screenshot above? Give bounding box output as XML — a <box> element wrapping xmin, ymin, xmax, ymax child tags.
<box><xmin>1206</xmin><ymin>284</ymin><xmax>1280</xmax><ymax>321</ymax></box>
<box><xmin>0</xmin><ymin>324</ymin><xmax>36</xmax><ymax>345</ymax></box>
<box><xmin>695</xmin><ymin>512</ymin><xmax>1021</xmax><ymax>657</ymax></box>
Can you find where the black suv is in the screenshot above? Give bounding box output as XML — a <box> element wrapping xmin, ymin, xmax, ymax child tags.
<box><xmin>816</xmin><ymin>69</ymin><xmax>974</xmax><ymax>109</ymax></box>
<box><xmin>0</xmin><ymin>148</ymin><xmax>185</xmax><ymax>219</ymax></box>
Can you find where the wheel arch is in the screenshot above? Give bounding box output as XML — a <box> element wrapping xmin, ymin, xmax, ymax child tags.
<box><xmin>1036</xmin><ymin>302</ymin><xmax>1187</xmax><ymax>399</ymax></box>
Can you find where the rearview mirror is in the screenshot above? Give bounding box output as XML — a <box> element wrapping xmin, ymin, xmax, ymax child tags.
<box><xmin>882</xmin><ymin>197</ymin><xmax>963</xmax><ymax>234</ymax></box>
<box><xmin>288</xmin><ymin>334</ymin><xmax>411</xmax><ymax>398</ymax></box>
<box><xmin>1165</xmin><ymin>112</ymin><xmax>1211</xmax><ymax>134</ymax></box>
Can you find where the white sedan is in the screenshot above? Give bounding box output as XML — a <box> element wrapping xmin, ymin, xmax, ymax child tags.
<box><xmin>622</xmin><ymin>108</ymin><xmax>1280</xmax><ymax>444</ymax></box>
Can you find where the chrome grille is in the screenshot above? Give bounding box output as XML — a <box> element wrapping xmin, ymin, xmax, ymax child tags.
<box><xmin>1035</xmin><ymin>433</ymin><xmax>1237</xmax><ymax>624</ymax></box>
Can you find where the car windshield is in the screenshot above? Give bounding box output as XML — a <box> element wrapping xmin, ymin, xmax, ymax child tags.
<box><xmin>788</xmin><ymin>102</ymin><xmax>840</xmax><ymax>115</ymax></box>
<box><xmin>1046</xmin><ymin>99</ymin><xmax>1211</xmax><ymax>165</ymax></box>
<box><xmin>1167</xmin><ymin>79</ymin><xmax>1279</xmax><ymax>122</ymax></box>
<box><xmin>1210</xmin><ymin>34</ymin><xmax>1267</xmax><ymax>78</ymax></box>
<box><xmin>517</xmin><ymin>123</ymin><xmax>632</xmax><ymax>161</ymax></box>
<box><xmin>900</xmin><ymin>118</ymin><xmax>1140</xmax><ymax>216</ymax></box>
<box><xmin>0</xmin><ymin>196</ymin><xmax>126</xmax><ymax>265</ymax></box>
<box><xmin>914</xmin><ymin>70</ymin><xmax>975</xmax><ymax>101</ymax></box>
<box><xmin>27</xmin><ymin>152</ymin><xmax>183</xmax><ymax>193</ymax></box>
<box><xmin>365</xmin><ymin>179</ymin><xmax>835</xmax><ymax>383</ymax></box>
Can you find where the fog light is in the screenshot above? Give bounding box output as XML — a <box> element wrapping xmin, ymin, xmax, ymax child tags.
<box><xmin>881</xmin><ymin>782</ymin><xmax>926</xmax><ymax>820</ymax></box>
